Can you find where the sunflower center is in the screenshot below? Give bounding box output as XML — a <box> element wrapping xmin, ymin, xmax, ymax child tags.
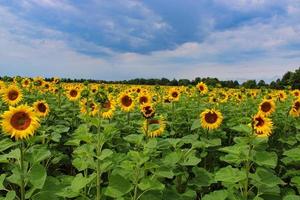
<box><xmin>204</xmin><ymin>112</ymin><xmax>218</xmax><ymax>124</ymax></box>
<box><xmin>144</xmin><ymin>106</ymin><xmax>153</xmax><ymax>115</ymax></box>
<box><xmin>199</xmin><ymin>86</ymin><xmax>204</xmax><ymax>91</ymax></box>
<box><xmin>37</xmin><ymin>80</ymin><xmax>42</xmax><ymax>86</ymax></box>
<box><xmin>103</xmin><ymin>101</ymin><xmax>111</xmax><ymax>109</ymax></box>
<box><xmin>255</xmin><ymin>117</ymin><xmax>265</xmax><ymax>127</ymax></box>
<box><xmin>121</xmin><ymin>96</ymin><xmax>132</xmax><ymax>107</ymax></box>
<box><xmin>148</xmin><ymin>119</ymin><xmax>159</xmax><ymax>124</ymax></box>
<box><xmin>139</xmin><ymin>96</ymin><xmax>148</xmax><ymax>104</ymax></box>
<box><xmin>137</xmin><ymin>88</ymin><xmax>141</xmax><ymax>93</ymax></box>
<box><xmin>90</xmin><ymin>103</ymin><xmax>95</xmax><ymax>111</ymax></box>
<box><xmin>261</xmin><ymin>102</ymin><xmax>271</xmax><ymax>112</ymax></box>
<box><xmin>8</xmin><ymin>90</ymin><xmax>19</xmax><ymax>101</ymax></box>
<box><xmin>10</xmin><ymin>112</ymin><xmax>31</xmax><ymax>130</ymax></box>
<box><xmin>294</xmin><ymin>101</ymin><xmax>300</xmax><ymax>110</ymax></box>
<box><xmin>24</xmin><ymin>80</ymin><xmax>29</xmax><ymax>85</ymax></box>
<box><xmin>70</xmin><ymin>89</ymin><xmax>78</xmax><ymax>97</ymax></box>
<box><xmin>172</xmin><ymin>92</ymin><xmax>178</xmax><ymax>98</ymax></box>
<box><xmin>37</xmin><ymin>103</ymin><xmax>47</xmax><ymax>113</ymax></box>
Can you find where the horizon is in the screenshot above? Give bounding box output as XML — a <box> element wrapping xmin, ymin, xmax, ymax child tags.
<box><xmin>0</xmin><ymin>0</ymin><xmax>300</xmax><ymax>81</ymax></box>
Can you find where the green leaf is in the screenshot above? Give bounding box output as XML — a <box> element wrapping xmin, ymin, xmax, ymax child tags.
<box><xmin>215</xmin><ymin>166</ymin><xmax>246</xmax><ymax>184</ymax></box>
<box><xmin>105</xmin><ymin>174</ymin><xmax>132</xmax><ymax>198</ymax></box>
<box><xmin>29</xmin><ymin>164</ymin><xmax>47</xmax><ymax>189</ymax></box>
<box><xmin>283</xmin><ymin>195</ymin><xmax>300</xmax><ymax>200</ymax></box>
<box><xmin>180</xmin><ymin>152</ymin><xmax>201</xmax><ymax>166</ymax></box>
<box><xmin>0</xmin><ymin>138</ymin><xmax>17</xmax><ymax>153</ymax></box>
<box><xmin>124</xmin><ymin>134</ymin><xmax>144</xmax><ymax>145</ymax></box>
<box><xmin>154</xmin><ymin>168</ymin><xmax>174</xmax><ymax>179</ymax></box>
<box><xmin>283</xmin><ymin>147</ymin><xmax>300</xmax><ymax>163</ymax></box>
<box><xmin>27</xmin><ymin>146</ymin><xmax>51</xmax><ymax>164</ymax></box>
<box><xmin>189</xmin><ymin>167</ymin><xmax>214</xmax><ymax>187</ymax></box>
<box><xmin>98</xmin><ymin>149</ymin><xmax>113</xmax><ymax>160</ymax></box>
<box><xmin>138</xmin><ymin>178</ymin><xmax>165</xmax><ymax>191</ymax></box>
<box><xmin>163</xmin><ymin>152</ymin><xmax>181</xmax><ymax>166</ymax></box>
<box><xmin>191</xmin><ymin>119</ymin><xmax>201</xmax><ymax>130</ymax></box>
<box><xmin>251</xmin><ymin>167</ymin><xmax>284</xmax><ymax>188</ymax></box>
<box><xmin>71</xmin><ymin>173</ymin><xmax>95</xmax><ymax>193</ymax></box>
<box><xmin>253</xmin><ymin>151</ymin><xmax>278</xmax><ymax>169</ymax></box>
<box><xmin>202</xmin><ymin>190</ymin><xmax>228</xmax><ymax>200</ymax></box>
<box><xmin>230</xmin><ymin>124</ymin><xmax>251</xmax><ymax>134</ymax></box>
<box><xmin>0</xmin><ymin>174</ymin><xmax>6</xmax><ymax>191</ymax></box>
<box><xmin>4</xmin><ymin>191</ymin><xmax>16</xmax><ymax>200</ymax></box>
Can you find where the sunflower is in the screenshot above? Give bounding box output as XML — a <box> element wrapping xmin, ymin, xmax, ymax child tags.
<box><xmin>141</xmin><ymin>103</ymin><xmax>155</xmax><ymax>119</ymax></box>
<box><xmin>33</xmin><ymin>77</ymin><xmax>44</xmax><ymax>87</ymax></box>
<box><xmin>168</xmin><ymin>88</ymin><xmax>180</xmax><ymax>101</ymax></box>
<box><xmin>52</xmin><ymin>77</ymin><xmax>60</xmax><ymax>84</ymax></box>
<box><xmin>0</xmin><ymin>81</ymin><xmax>6</xmax><ymax>93</ymax></box>
<box><xmin>277</xmin><ymin>91</ymin><xmax>287</xmax><ymax>102</ymax></box>
<box><xmin>138</xmin><ymin>93</ymin><xmax>151</xmax><ymax>105</ymax></box>
<box><xmin>196</xmin><ymin>82</ymin><xmax>208</xmax><ymax>94</ymax></box>
<box><xmin>119</xmin><ymin>92</ymin><xmax>135</xmax><ymax>112</ymax></box>
<box><xmin>291</xmin><ymin>90</ymin><xmax>300</xmax><ymax>98</ymax></box>
<box><xmin>258</xmin><ymin>99</ymin><xmax>275</xmax><ymax>116</ymax></box>
<box><xmin>142</xmin><ymin>116</ymin><xmax>166</xmax><ymax>137</ymax></box>
<box><xmin>252</xmin><ymin>113</ymin><xmax>273</xmax><ymax>137</ymax></box>
<box><xmin>21</xmin><ymin>78</ymin><xmax>31</xmax><ymax>88</ymax></box>
<box><xmin>80</xmin><ymin>99</ymin><xmax>99</xmax><ymax>116</ymax></box>
<box><xmin>200</xmin><ymin>109</ymin><xmax>223</xmax><ymax>130</ymax></box>
<box><xmin>33</xmin><ymin>100</ymin><xmax>50</xmax><ymax>117</ymax></box>
<box><xmin>90</xmin><ymin>84</ymin><xmax>99</xmax><ymax>95</ymax></box>
<box><xmin>2</xmin><ymin>85</ymin><xmax>23</xmax><ymax>106</ymax></box>
<box><xmin>101</xmin><ymin>98</ymin><xmax>116</xmax><ymax>119</ymax></box>
<box><xmin>289</xmin><ymin>99</ymin><xmax>300</xmax><ymax>117</ymax></box>
<box><xmin>1</xmin><ymin>105</ymin><xmax>40</xmax><ymax>140</ymax></box>
<box><xmin>66</xmin><ymin>87</ymin><xmax>81</xmax><ymax>101</ymax></box>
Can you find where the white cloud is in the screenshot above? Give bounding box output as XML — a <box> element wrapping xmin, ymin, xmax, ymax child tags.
<box><xmin>0</xmin><ymin>2</ymin><xmax>299</xmax><ymax>82</ymax></box>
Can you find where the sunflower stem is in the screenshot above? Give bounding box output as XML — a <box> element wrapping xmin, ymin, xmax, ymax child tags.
<box><xmin>96</xmin><ymin>116</ymin><xmax>103</xmax><ymax>200</ymax></box>
<box><xmin>19</xmin><ymin>142</ymin><xmax>25</xmax><ymax>200</ymax></box>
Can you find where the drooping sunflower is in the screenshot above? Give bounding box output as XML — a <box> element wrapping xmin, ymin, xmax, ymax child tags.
<box><xmin>141</xmin><ymin>103</ymin><xmax>155</xmax><ymax>119</ymax></box>
<box><xmin>258</xmin><ymin>99</ymin><xmax>275</xmax><ymax>116</ymax></box>
<box><xmin>33</xmin><ymin>100</ymin><xmax>50</xmax><ymax>117</ymax></box>
<box><xmin>101</xmin><ymin>98</ymin><xmax>116</xmax><ymax>119</ymax></box>
<box><xmin>289</xmin><ymin>99</ymin><xmax>300</xmax><ymax>117</ymax></box>
<box><xmin>2</xmin><ymin>85</ymin><xmax>23</xmax><ymax>106</ymax></box>
<box><xmin>33</xmin><ymin>77</ymin><xmax>45</xmax><ymax>87</ymax></box>
<box><xmin>200</xmin><ymin>109</ymin><xmax>223</xmax><ymax>130</ymax></box>
<box><xmin>252</xmin><ymin>113</ymin><xmax>273</xmax><ymax>137</ymax></box>
<box><xmin>66</xmin><ymin>87</ymin><xmax>81</xmax><ymax>101</ymax></box>
<box><xmin>1</xmin><ymin>105</ymin><xmax>40</xmax><ymax>140</ymax></box>
<box><xmin>142</xmin><ymin>116</ymin><xmax>166</xmax><ymax>137</ymax></box>
<box><xmin>119</xmin><ymin>92</ymin><xmax>135</xmax><ymax>112</ymax></box>
<box><xmin>196</xmin><ymin>82</ymin><xmax>208</xmax><ymax>95</ymax></box>
<box><xmin>80</xmin><ymin>99</ymin><xmax>99</xmax><ymax>116</ymax></box>
<box><xmin>168</xmin><ymin>88</ymin><xmax>180</xmax><ymax>101</ymax></box>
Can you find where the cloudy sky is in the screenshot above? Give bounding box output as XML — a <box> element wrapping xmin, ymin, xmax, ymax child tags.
<box><xmin>0</xmin><ymin>0</ymin><xmax>299</xmax><ymax>82</ymax></box>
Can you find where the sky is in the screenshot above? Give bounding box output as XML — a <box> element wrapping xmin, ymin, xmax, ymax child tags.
<box><xmin>0</xmin><ymin>0</ymin><xmax>299</xmax><ymax>82</ymax></box>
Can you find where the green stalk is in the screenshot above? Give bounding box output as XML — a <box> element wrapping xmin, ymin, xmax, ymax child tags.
<box><xmin>96</xmin><ymin>116</ymin><xmax>103</xmax><ymax>200</ymax></box>
<box><xmin>19</xmin><ymin>142</ymin><xmax>25</xmax><ymax>200</ymax></box>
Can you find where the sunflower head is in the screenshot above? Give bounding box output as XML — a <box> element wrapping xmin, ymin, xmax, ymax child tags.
<box><xmin>66</xmin><ymin>87</ymin><xmax>81</xmax><ymax>101</ymax></box>
<box><xmin>1</xmin><ymin>105</ymin><xmax>40</xmax><ymax>140</ymax></box>
<box><xmin>119</xmin><ymin>92</ymin><xmax>135</xmax><ymax>112</ymax></box>
<box><xmin>138</xmin><ymin>93</ymin><xmax>151</xmax><ymax>105</ymax></box>
<box><xmin>252</xmin><ymin>113</ymin><xmax>273</xmax><ymax>137</ymax></box>
<box><xmin>141</xmin><ymin>103</ymin><xmax>155</xmax><ymax>119</ymax></box>
<box><xmin>289</xmin><ymin>99</ymin><xmax>300</xmax><ymax>117</ymax></box>
<box><xmin>258</xmin><ymin>99</ymin><xmax>275</xmax><ymax>116</ymax></box>
<box><xmin>33</xmin><ymin>100</ymin><xmax>50</xmax><ymax>117</ymax></box>
<box><xmin>168</xmin><ymin>88</ymin><xmax>180</xmax><ymax>101</ymax></box>
<box><xmin>196</xmin><ymin>82</ymin><xmax>208</xmax><ymax>94</ymax></box>
<box><xmin>200</xmin><ymin>109</ymin><xmax>223</xmax><ymax>130</ymax></box>
<box><xmin>2</xmin><ymin>85</ymin><xmax>23</xmax><ymax>106</ymax></box>
<box><xmin>142</xmin><ymin>116</ymin><xmax>166</xmax><ymax>137</ymax></box>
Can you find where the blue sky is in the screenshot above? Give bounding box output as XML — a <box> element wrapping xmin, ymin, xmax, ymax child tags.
<box><xmin>0</xmin><ymin>0</ymin><xmax>299</xmax><ymax>82</ymax></box>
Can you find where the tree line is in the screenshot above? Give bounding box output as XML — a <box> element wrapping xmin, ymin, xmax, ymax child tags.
<box><xmin>1</xmin><ymin>67</ymin><xmax>299</xmax><ymax>89</ymax></box>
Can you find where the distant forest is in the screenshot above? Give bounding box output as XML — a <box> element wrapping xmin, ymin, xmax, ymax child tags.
<box><xmin>1</xmin><ymin>67</ymin><xmax>299</xmax><ymax>89</ymax></box>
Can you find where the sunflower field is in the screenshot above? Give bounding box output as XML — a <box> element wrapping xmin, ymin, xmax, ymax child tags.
<box><xmin>0</xmin><ymin>77</ymin><xmax>300</xmax><ymax>200</ymax></box>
